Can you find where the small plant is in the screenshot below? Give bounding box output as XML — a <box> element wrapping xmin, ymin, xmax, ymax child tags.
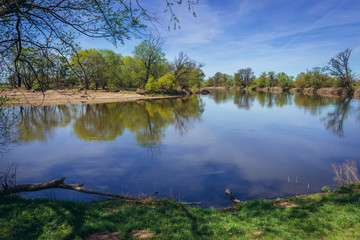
<box><xmin>321</xmin><ymin>186</ymin><xmax>331</xmax><ymax>193</ymax></box>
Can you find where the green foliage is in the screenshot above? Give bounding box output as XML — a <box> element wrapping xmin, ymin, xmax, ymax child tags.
<box><xmin>265</xmin><ymin>71</ymin><xmax>277</xmax><ymax>87</ymax></box>
<box><xmin>134</xmin><ymin>39</ymin><xmax>166</xmax><ymax>86</ymax></box>
<box><xmin>145</xmin><ymin>74</ymin><xmax>175</xmax><ymax>93</ymax></box>
<box><xmin>121</xmin><ymin>56</ymin><xmax>144</xmax><ymax>88</ymax></box>
<box><xmin>234</xmin><ymin>68</ymin><xmax>255</xmax><ymax>88</ymax></box>
<box><xmin>295</xmin><ymin>68</ymin><xmax>336</xmax><ymax>89</ymax></box>
<box><xmin>158</xmin><ymin>73</ymin><xmax>175</xmax><ymax>92</ymax></box>
<box><xmin>255</xmin><ymin>72</ymin><xmax>267</xmax><ymax>88</ymax></box>
<box><xmin>145</xmin><ymin>76</ymin><xmax>160</xmax><ymax>93</ymax></box>
<box><xmin>321</xmin><ymin>186</ymin><xmax>331</xmax><ymax>192</ymax></box>
<box><xmin>205</xmin><ymin>72</ymin><xmax>233</xmax><ymax>87</ymax></box>
<box><xmin>277</xmin><ymin>72</ymin><xmax>294</xmax><ymax>90</ymax></box>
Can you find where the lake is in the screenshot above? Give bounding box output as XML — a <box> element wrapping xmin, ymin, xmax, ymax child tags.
<box><xmin>1</xmin><ymin>91</ymin><xmax>359</xmax><ymax>207</ymax></box>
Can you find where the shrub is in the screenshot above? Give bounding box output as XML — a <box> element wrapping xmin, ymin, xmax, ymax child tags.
<box><xmin>145</xmin><ymin>74</ymin><xmax>175</xmax><ymax>93</ymax></box>
<box><xmin>321</xmin><ymin>186</ymin><xmax>331</xmax><ymax>193</ymax></box>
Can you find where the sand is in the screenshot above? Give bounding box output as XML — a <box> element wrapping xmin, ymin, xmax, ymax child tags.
<box><xmin>1</xmin><ymin>89</ymin><xmax>179</xmax><ymax>107</ymax></box>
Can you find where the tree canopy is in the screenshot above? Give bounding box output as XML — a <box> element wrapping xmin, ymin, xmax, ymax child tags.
<box><xmin>0</xmin><ymin>0</ymin><xmax>198</xmax><ymax>89</ymax></box>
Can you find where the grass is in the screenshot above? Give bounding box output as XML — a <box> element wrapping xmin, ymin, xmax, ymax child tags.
<box><xmin>1</xmin><ymin>183</ymin><xmax>360</xmax><ymax>239</ymax></box>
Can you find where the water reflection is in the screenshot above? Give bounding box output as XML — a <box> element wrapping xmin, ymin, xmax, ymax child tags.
<box><xmin>18</xmin><ymin>105</ymin><xmax>73</xmax><ymax>142</ymax></box>
<box><xmin>14</xmin><ymin>96</ymin><xmax>205</xmax><ymax>145</ymax></box>
<box><xmin>0</xmin><ymin>92</ymin><xmax>359</xmax><ymax>207</ymax></box>
<box><xmin>0</xmin><ymin>107</ymin><xmax>19</xmax><ymax>153</ymax></box>
<box><xmin>322</xmin><ymin>98</ymin><xmax>352</xmax><ymax>138</ymax></box>
<box><xmin>208</xmin><ymin>90</ymin><xmax>356</xmax><ymax>138</ymax></box>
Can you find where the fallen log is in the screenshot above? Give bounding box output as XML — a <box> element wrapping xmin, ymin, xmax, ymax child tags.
<box><xmin>0</xmin><ymin>177</ymin><xmax>135</xmax><ymax>200</ymax></box>
<box><xmin>0</xmin><ymin>177</ymin><xmax>202</xmax><ymax>206</ymax></box>
<box><xmin>225</xmin><ymin>188</ymin><xmax>241</xmax><ymax>204</ymax></box>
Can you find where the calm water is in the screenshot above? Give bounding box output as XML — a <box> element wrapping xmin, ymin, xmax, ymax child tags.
<box><xmin>1</xmin><ymin>91</ymin><xmax>359</xmax><ymax>207</ymax></box>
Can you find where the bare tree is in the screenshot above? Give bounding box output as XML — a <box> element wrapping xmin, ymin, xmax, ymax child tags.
<box><xmin>327</xmin><ymin>48</ymin><xmax>355</xmax><ymax>95</ymax></box>
<box><xmin>172</xmin><ymin>51</ymin><xmax>204</xmax><ymax>90</ymax></box>
<box><xmin>173</xmin><ymin>51</ymin><xmax>191</xmax><ymax>81</ymax></box>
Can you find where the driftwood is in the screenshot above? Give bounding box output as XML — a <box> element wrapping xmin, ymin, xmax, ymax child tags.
<box><xmin>0</xmin><ymin>177</ymin><xmax>136</xmax><ymax>200</ymax></box>
<box><xmin>225</xmin><ymin>188</ymin><xmax>241</xmax><ymax>204</ymax></box>
<box><xmin>0</xmin><ymin>177</ymin><xmax>202</xmax><ymax>205</ymax></box>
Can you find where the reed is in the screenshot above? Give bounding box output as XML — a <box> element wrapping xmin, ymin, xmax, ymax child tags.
<box><xmin>332</xmin><ymin>160</ymin><xmax>359</xmax><ymax>186</ymax></box>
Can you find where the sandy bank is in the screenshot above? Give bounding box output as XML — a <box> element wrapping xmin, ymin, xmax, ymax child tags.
<box><xmin>1</xmin><ymin>89</ymin><xmax>180</xmax><ymax>107</ymax></box>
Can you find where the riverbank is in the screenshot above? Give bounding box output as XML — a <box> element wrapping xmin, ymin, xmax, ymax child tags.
<box><xmin>0</xmin><ymin>89</ymin><xmax>181</xmax><ymax>107</ymax></box>
<box><xmin>1</xmin><ymin>183</ymin><xmax>360</xmax><ymax>239</ymax></box>
<box><xmin>204</xmin><ymin>86</ymin><xmax>360</xmax><ymax>99</ymax></box>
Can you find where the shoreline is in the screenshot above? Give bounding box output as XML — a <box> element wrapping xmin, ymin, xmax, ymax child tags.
<box><xmin>204</xmin><ymin>86</ymin><xmax>360</xmax><ymax>99</ymax></box>
<box><xmin>1</xmin><ymin>89</ymin><xmax>181</xmax><ymax>107</ymax></box>
<box><xmin>1</xmin><ymin>183</ymin><xmax>359</xmax><ymax>239</ymax></box>
<box><xmin>2</xmin><ymin>86</ymin><xmax>359</xmax><ymax>107</ymax></box>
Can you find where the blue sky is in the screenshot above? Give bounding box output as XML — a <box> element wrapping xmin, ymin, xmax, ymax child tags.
<box><xmin>81</xmin><ymin>0</ymin><xmax>360</xmax><ymax>78</ymax></box>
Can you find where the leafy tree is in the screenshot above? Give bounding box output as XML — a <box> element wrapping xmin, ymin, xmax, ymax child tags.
<box><xmin>294</xmin><ymin>72</ymin><xmax>309</xmax><ymax>89</ymax></box>
<box><xmin>172</xmin><ymin>51</ymin><xmax>205</xmax><ymax>90</ymax></box>
<box><xmin>0</xmin><ymin>0</ymin><xmax>198</xmax><ymax>90</ymax></box>
<box><xmin>99</xmin><ymin>49</ymin><xmax>123</xmax><ymax>90</ymax></box>
<box><xmin>206</xmin><ymin>72</ymin><xmax>222</xmax><ymax>87</ymax></box>
<box><xmin>256</xmin><ymin>72</ymin><xmax>267</xmax><ymax>88</ymax></box>
<box><xmin>234</xmin><ymin>68</ymin><xmax>255</xmax><ymax>88</ymax></box>
<box><xmin>121</xmin><ymin>56</ymin><xmax>144</xmax><ymax>88</ymax></box>
<box><xmin>276</xmin><ymin>72</ymin><xmax>294</xmax><ymax>90</ymax></box>
<box><xmin>188</xmin><ymin>67</ymin><xmax>205</xmax><ymax>91</ymax></box>
<box><xmin>134</xmin><ymin>34</ymin><xmax>166</xmax><ymax>87</ymax></box>
<box><xmin>265</xmin><ymin>71</ymin><xmax>277</xmax><ymax>87</ymax></box>
<box><xmin>295</xmin><ymin>68</ymin><xmax>335</xmax><ymax>89</ymax></box>
<box><xmin>70</xmin><ymin>49</ymin><xmax>106</xmax><ymax>89</ymax></box>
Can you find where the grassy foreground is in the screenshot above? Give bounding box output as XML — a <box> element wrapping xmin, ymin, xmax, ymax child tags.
<box><xmin>1</xmin><ymin>184</ymin><xmax>360</xmax><ymax>240</ymax></box>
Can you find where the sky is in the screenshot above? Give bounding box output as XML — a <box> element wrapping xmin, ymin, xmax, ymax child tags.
<box><xmin>81</xmin><ymin>0</ymin><xmax>360</xmax><ymax>78</ymax></box>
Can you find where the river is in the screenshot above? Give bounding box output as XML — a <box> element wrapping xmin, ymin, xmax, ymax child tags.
<box><xmin>1</xmin><ymin>91</ymin><xmax>359</xmax><ymax>207</ymax></box>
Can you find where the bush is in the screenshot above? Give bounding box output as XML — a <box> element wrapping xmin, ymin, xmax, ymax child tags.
<box><xmin>145</xmin><ymin>74</ymin><xmax>175</xmax><ymax>93</ymax></box>
<box><xmin>321</xmin><ymin>186</ymin><xmax>331</xmax><ymax>193</ymax></box>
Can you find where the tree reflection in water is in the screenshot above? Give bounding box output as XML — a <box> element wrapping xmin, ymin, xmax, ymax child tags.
<box><xmin>13</xmin><ymin>96</ymin><xmax>205</xmax><ymax>148</ymax></box>
<box><xmin>208</xmin><ymin>90</ymin><xmax>357</xmax><ymax>138</ymax></box>
<box><xmin>1</xmin><ymin>92</ymin><xmax>358</xmax><ymax>154</ymax></box>
<box><xmin>0</xmin><ymin>107</ymin><xmax>19</xmax><ymax>153</ymax></box>
<box><xmin>322</xmin><ymin>98</ymin><xmax>352</xmax><ymax>138</ymax></box>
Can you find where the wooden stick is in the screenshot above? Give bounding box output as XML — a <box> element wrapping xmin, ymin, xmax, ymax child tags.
<box><xmin>225</xmin><ymin>189</ymin><xmax>241</xmax><ymax>204</ymax></box>
<box><xmin>0</xmin><ymin>177</ymin><xmax>135</xmax><ymax>200</ymax></box>
<box><xmin>0</xmin><ymin>178</ymin><xmax>201</xmax><ymax>205</ymax></box>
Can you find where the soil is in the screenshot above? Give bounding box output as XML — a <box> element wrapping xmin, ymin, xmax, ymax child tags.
<box><xmin>1</xmin><ymin>89</ymin><xmax>180</xmax><ymax>107</ymax></box>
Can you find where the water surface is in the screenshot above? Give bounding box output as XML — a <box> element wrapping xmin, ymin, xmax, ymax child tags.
<box><xmin>1</xmin><ymin>91</ymin><xmax>359</xmax><ymax>207</ymax></box>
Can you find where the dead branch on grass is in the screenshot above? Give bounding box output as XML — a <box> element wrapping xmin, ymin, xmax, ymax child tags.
<box><xmin>0</xmin><ymin>176</ymin><xmax>201</xmax><ymax>205</ymax></box>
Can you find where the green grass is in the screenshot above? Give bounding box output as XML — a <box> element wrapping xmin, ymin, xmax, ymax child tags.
<box><xmin>1</xmin><ymin>184</ymin><xmax>360</xmax><ymax>239</ymax></box>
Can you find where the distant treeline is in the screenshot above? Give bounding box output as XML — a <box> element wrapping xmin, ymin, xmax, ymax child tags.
<box><xmin>4</xmin><ymin>35</ymin><xmax>205</xmax><ymax>94</ymax></box>
<box><xmin>3</xmin><ymin>45</ymin><xmax>358</xmax><ymax>96</ymax></box>
<box><xmin>205</xmin><ymin>49</ymin><xmax>358</xmax><ymax>95</ymax></box>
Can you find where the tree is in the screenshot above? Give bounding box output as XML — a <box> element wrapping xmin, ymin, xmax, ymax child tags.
<box><xmin>255</xmin><ymin>72</ymin><xmax>267</xmax><ymax>88</ymax></box>
<box><xmin>0</xmin><ymin>0</ymin><xmax>198</xmax><ymax>90</ymax></box>
<box><xmin>171</xmin><ymin>53</ymin><xmax>204</xmax><ymax>90</ymax></box>
<box><xmin>173</xmin><ymin>51</ymin><xmax>191</xmax><ymax>82</ymax></box>
<box><xmin>134</xmin><ymin>33</ymin><xmax>166</xmax><ymax>87</ymax></box>
<box><xmin>276</xmin><ymin>72</ymin><xmax>294</xmax><ymax>90</ymax></box>
<box><xmin>327</xmin><ymin>49</ymin><xmax>355</xmax><ymax>94</ymax></box>
<box><xmin>70</xmin><ymin>49</ymin><xmax>106</xmax><ymax>89</ymax></box>
<box><xmin>121</xmin><ymin>56</ymin><xmax>144</xmax><ymax>88</ymax></box>
<box><xmin>265</xmin><ymin>71</ymin><xmax>277</xmax><ymax>87</ymax></box>
<box><xmin>234</xmin><ymin>68</ymin><xmax>255</xmax><ymax>88</ymax></box>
